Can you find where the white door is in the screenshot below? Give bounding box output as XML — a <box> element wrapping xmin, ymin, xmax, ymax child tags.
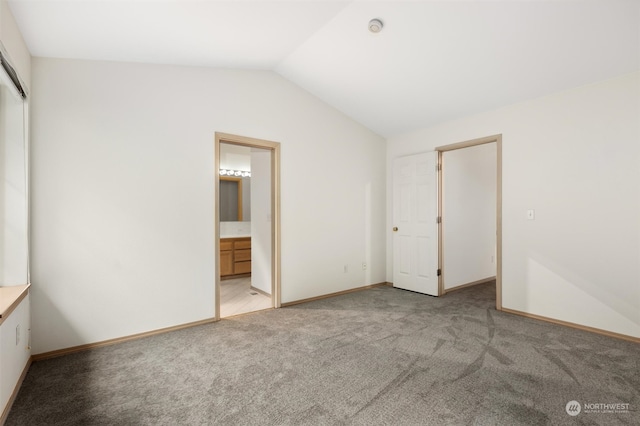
<box><xmin>393</xmin><ymin>152</ymin><xmax>439</xmax><ymax>296</ymax></box>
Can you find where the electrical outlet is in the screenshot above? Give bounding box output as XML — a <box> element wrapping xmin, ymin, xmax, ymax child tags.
<box><xmin>362</xmin><ymin>262</ymin><xmax>367</xmax><ymax>270</ymax></box>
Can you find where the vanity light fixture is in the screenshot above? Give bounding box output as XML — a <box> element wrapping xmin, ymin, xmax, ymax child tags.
<box><xmin>368</xmin><ymin>18</ymin><xmax>383</xmax><ymax>33</ymax></box>
<box><xmin>220</xmin><ymin>169</ymin><xmax>251</xmax><ymax>177</ymax></box>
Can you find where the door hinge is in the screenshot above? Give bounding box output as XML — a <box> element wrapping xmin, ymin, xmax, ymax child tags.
<box><xmin>437</xmin><ymin>269</ymin><xmax>442</xmax><ymax>276</ymax></box>
<box><xmin>437</xmin><ymin>163</ymin><xmax>442</xmax><ymax>172</ymax></box>
<box><xmin>437</xmin><ymin>216</ymin><xmax>441</xmax><ymax>224</ymax></box>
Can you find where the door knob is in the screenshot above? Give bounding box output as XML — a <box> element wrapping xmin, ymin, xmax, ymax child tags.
<box><xmin>393</xmin><ymin>227</ymin><xmax>398</xmax><ymax>232</ymax></box>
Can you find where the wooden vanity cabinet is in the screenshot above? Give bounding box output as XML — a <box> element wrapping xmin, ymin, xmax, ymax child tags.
<box><xmin>220</xmin><ymin>237</ymin><xmax>251</xmax><ymax>278</ymax></box>
<box><xmin>220</xmin><ymin>240</ymin><xmax>234</xmax><ymax>276</ymax></box>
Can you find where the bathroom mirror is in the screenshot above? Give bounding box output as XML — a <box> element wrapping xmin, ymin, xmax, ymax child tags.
<box><xmin>219</xmin><ymin>143</ymin><xmax>251</xmax><ymax>222</ymax></box>
<box><xmin>219</xmin><ymin>176</ymin><xmax>251</xmax><ymax>221</ymax></box>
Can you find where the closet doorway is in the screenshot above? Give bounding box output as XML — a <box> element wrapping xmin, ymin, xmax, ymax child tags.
<box><xmin>214</xmin><ymin>133</ymin><xmax>281</xmax><ymax>319</ymax></box>
<box><xmin>436</xmin><ymin>135</ymin><xmax>502</xmax><ymax>309</ymax></box>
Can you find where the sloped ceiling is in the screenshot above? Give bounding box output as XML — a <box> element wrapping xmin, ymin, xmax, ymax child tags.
<box><xmin>8</xmin><ymin>0</ymin><xmax>640</xmax><ymax>137</ymax></box>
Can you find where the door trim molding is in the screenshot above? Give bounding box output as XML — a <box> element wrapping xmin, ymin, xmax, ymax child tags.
<box><xmin>436</xmin><ymin>134</ymin><xmax>502</xmax><ymax>310</ymax></box>
<box><xmin>214</xmin><ymin>132</ymin><xmax>281</xmax><ymax>320</ymax></box>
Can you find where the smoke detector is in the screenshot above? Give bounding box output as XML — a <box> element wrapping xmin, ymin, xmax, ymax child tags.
<box><xmin>368</xmin><ymin>18</ymin><xmax>383</xmax><ymax>33</ymax></box>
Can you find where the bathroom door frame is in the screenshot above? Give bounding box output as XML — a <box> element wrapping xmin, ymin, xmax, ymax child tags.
<box><xmin>214</xmin><ymin>132</ymin><xmax>281</xmax><ymax>320</ymax></box>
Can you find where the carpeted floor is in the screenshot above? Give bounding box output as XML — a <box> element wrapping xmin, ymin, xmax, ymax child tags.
<box><xmin>6</xmin><ymin>282</ymin><xmax>639</xmax><ymax>425</ymax></box>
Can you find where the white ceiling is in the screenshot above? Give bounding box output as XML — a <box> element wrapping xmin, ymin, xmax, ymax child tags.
<box><xmin>8</xmin><ymin>0</ymin><xmax>640</xmax><ymax>137</ymax></box>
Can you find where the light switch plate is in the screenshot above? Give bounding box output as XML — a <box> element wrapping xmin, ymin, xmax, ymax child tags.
<box><xmin>527</xmin><ymin>209</ymin><xmax>535</xmax><ymax>220</ymax></box>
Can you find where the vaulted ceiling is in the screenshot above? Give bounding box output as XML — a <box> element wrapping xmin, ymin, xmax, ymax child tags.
<box><xmin>8</xmin><ymin>0</ymin><xmax>640</xmax><ymax>137</ymax></box>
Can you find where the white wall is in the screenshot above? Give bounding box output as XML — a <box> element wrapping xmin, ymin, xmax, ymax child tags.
<box><xmin>219</xmin><ymin>144</ymin><xmax>251</xmax><ymax>172</ymax></box>
<box><xmin>30</xmin><ymin>57</ymin><xmax>386</xmax><ymax>354</ymax></box>
<box><xmin>250</xmin><ymin>149</ymin><xmax>271</xmax><ymax>295</ymax></box>
<box><xmin>442</xmin><ymin>143</ymin><xmax>496</xmax><ymax>290</ymax></box>
<box><xmin>388</xmin><ymin>72</ymin><xmax>640</xmax><ymax>338</ymax></box>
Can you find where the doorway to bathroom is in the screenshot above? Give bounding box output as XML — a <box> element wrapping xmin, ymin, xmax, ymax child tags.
<box><xmin>214</xmin><ymin>133</ymin><xmax>281</xmax><ymax>319</ymax></box>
